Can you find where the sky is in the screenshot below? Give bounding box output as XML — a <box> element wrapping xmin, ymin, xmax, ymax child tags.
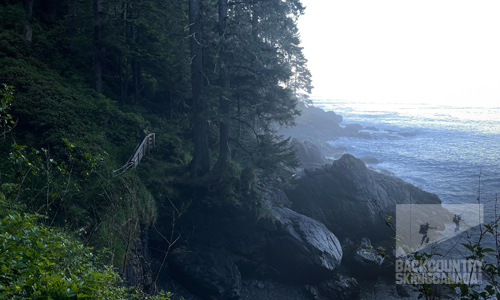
<box><xmin>297</xmin><ymin>0</ymin><xmax>500</xmax><ymax>106</ymax></box>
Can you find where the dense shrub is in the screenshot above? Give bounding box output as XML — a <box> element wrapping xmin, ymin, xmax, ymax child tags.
<box><xmin>0</xmin><ymin>194</ymin><xmax>172</xmax><ymax>299</ymax></box>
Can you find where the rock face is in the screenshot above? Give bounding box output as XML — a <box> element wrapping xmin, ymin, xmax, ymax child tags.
<box><xmin>350</xmin><ymin>238</ymin><xmax>384</xmax><ymax>279</ymax></box>
<box><xmin>290</xmin><ymin>139</ymin><xmax>329</xmax><ymax>168</ymax></box>
<box><xmin>168</xmin><ymin>247</ymin><xmax>241</xmax><ymax>300</ymax></box>
<box><xmin>278</xmin><ymin>103</ymin><xmax>345</xmax><ymax>143</ymax></box>
<box><xmin>295</xmin><ymin>102</ymin><xmax>343</xmax><ymax>129</ymax></box>
<box><xmin>286</xmin><ymin>154</ymin><xmax>441</xmax><ymax>244</ymax></box>
<box><xmin>151</xmin><ymin>190</ymin><xmax>344</xmax><ymax>299</ymax></box>
<box><xmin>318</xmin><ymin>274</ymin><xmax>361</xmax><ymax>300</ymax></box>
<box><xmin>342</xmin><ymin>123</ymin><xmax>364</xmax><ymax>136</ymax></box>
<box><xmin>149</xmin><ymin>141</ymin><xmax>444</xmax><ymax>298</ymax></box>
<box><xmin>266</xmin><ymin>205</ymin><xmax>343</xmax><ymax>282</ymax></box>
<box><xmin>123</xmin><ymin>226</ymin><xmax>154</xmax><ymax>293</ymax></box>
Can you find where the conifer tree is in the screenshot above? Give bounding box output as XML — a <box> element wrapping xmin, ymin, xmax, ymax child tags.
<box><xmin>189</xmin><ymin>0</ymin><xmax>210</xmax><ymax>179</ymax></box>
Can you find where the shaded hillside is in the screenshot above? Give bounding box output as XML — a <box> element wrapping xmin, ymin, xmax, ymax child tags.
<box><xmin>0</xmin><ymin>1</ymin><xmax>449</xmax><ymax>299</ymax></box>
<box><xmin>0</xmin><ymin>0</ymin><xmax>313</xmax><ymax>298</ymax></box>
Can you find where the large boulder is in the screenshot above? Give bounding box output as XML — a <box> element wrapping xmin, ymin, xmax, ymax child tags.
<box><xmin>265</xmin><ymin>205</ymin><xmax>343</xmax><ymax>283</ymax></box>
<box><xmin>168</xmin><ymin>246</ymin><xmax>241</xmax><ymax>300</ymax></box>
<box><xmin>318</xmin><ymin>274</ymin><xmax>361</xmax><ymax>300</ymax></box>
<box><xmin>278</xmin><ymin>103</ymin><xmax>344</xmax><ymax>141</ymax></box>
<box><xmin>286</xmin><ymin>154</ymin><xmax>441</xmax><ymax>244</ymax></box>
<box><xmin>297</xmin><ymin>103</ymin><xmax>344</xmax><ymax>127</ymax></box>
<box><xmin>350</xmin><ymin>238</ymin><xmax>384</xmax><ymax>279</ymax></box>
<box><xmin>152</xmin><ymin>191</ymin><xmax>344</xmax><ymax>291</ymax></box>
<box><xmin>290</xmin><ymin>138</ymin><xmax>329</xmax><ymax>168</ymax></box>
<box><xmin>341</xmin><ymin>123</ymin><xmax>364</xmax><ymax>136</ymax></box>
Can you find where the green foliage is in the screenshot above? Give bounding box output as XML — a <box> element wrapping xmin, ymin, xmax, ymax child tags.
<box><xmin>147</xmin><ymin>115</ymin><xmax>192</xmax><ymax>165</ymax></box>
<box><xmin>0</xmin><ymin>4</ymin><xmax>26</xmax><ymax>31</ymax></box>
<box><xmin>0</xmin><ymin>0</ymin><xmax>309</xmax><ymax>193</ymax></box>
<box><xmin>4</xmin><ymin>137</ymin><xmax>104</xmax><ymax>227</ymax></box>
<box><xmin>0</xmin><ymin>0</ymin><xmax>313</xmax><ymax>297</ymax></box>
<box><xmin>0</xmin><ymin>196</ymin><xmax>171</xmax><ymax>300</ymax></box>
<box><xmin>0</xmin><ymin>85</ymin><xmax>170</xmax><ymax>299</ymax></box>
<box><xmin>0</xmin><ymin>83</ymin><xmax>15</xmax><ymax>139</ymax></box>
<box><xmin>217</xmin><ymin>161</ymin><xmax>243</xmax><ymax>204</ymax></box>
<box><xmin>90</xmin><ymin>175</ymin><xmax>158</xmax><ymax>270</ymax></box>
<box><xmin>0</xmin><ymin>56</ymin><xmax>147</xmax><ymax>161</ymax></box>
<box><xmin>254</xmin><ymin>135</ymin><xmax>300</xmax><ymax>189</ymax></box>
<box><xmin>405</xmin><ymin>222</ymin><xmax>500</xmax><ymax>300</ymax></box>
<box><xmin>256</xmin><ymin>205</ymin><xmax>276</xmax><ymax>223</ymax></box>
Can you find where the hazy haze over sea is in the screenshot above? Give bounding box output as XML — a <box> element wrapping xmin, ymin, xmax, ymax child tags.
<box><xmin>314</xmin><ymin>98</ymin><xmax>500</xmax><ymax>221</ymax></box>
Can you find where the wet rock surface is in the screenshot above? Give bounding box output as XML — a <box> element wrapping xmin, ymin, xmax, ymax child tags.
<box><xmin>151</xmin><ymin>189</ymin><xmax>344</xmax><ymax>299</ymax></box>
<box><xmin>279</xmin><ymin>103</ymin><xmax>415</xmax><ymax>144</ymax></box>
<box><xmin>149</xmin><ymin>105</ymin><xmax>445</xmax><ymax>300</ymax></box>
<box><xmin>317</xmin><ymin>274</ymin><xmax>361</xmax><ymax>300</ymax></box>
<box><xmin>168</xmin><ymin>246</ymin><xmax>241</xmax><ymax>300</ymax></box>
<box><xmin>286</xmin><ymin>154</ymin><xmax>441</xmax><ymax>244</ymax></box>
<box><xmin>268</xmin><ymin>205</ymin><xmax>342</xmax><ymax>282</ymax></box>
<box><xmin>350</xmin><ymin>238</ymin><xmax>384</xmax><ymax>280</ymax></box>
<box><xmin>290</xmin><ymin>138</ymin><xmax>329</xmax><ymax>169</ymax></box>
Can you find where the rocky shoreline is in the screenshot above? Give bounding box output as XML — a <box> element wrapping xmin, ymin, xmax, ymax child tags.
<box><xmin>133</xmin><ymin>104</ymin><xmax>443</xmax><ymax>299</ymax></box>
<box><xmin>279</xmin><ymin>102</ymin><xmax>416</xmax><ymax>161</ymax></box>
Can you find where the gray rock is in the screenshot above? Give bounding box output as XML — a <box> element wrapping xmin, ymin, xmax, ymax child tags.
<box><xmin>342</xmin><ymin>123</ymin><xmax>364</xmax><ymax>136</ymax></box>
<box><xmin>265</xmin><ymin>204</ymin><xmax>343</xmax><ymax>282</ymax></box>
<box><xmin>396</xmin><ymin>284</ymin><xmax>411</xmax><ymax>297</ymax></box>
<box><xmin>290</xmin><ymin>139</ymin><xmax>328</xmax><ymax>168</ymax></box>
<box><xmin>168</xmin><ymin>246</ymin><xmax>241</xmax><ymax>300</ymax></box>
<box><xmin>318</xmin><ymin>274</ymin><xmax>361</xmax><ymax>300</ymax></box>
<box><xmin>355</xmin><ymin>238</ymin><xmax>383</xmax><ymax>263</ymax></box>
<box><xmin>352</xmin><ymin>238</ymin><xmax>384</xmax><ymax>279</ymax></box>
<box><xmin>286</xmin><ymin>154</ymin><xmax>441</xmax><ymax>245</ymax></box>
<box><xmin>277</xmin><ymin>103</ymin><xmax>344</xmax><ymax>141</ymax></box>
<box><xmin>154</xmin><ymin>188</ymin><xmax>343</xmax><ymax>288</ymax></box>
<box><xmin>297</xmin><ymin>103</ymin><xmax>343</xmax><ymax>125</ymax></box>
<box><xmin>123</xmin><ymin>226</ymin><xmax>154</xmax><ymax>293</ymax></box>
<box><xmin>304</xmin><ymin>284</ymin><xmax>321</xmax><ymax>299</ymax></box>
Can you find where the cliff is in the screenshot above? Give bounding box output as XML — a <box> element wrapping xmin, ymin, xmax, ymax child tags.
<box><xmin>144</xmin><ymin>153</ymin><xmax>440</xmax><ymax>300</ymax></box>
<box><xmin>137</xmin><ymin>104</ymin><xmax>443</xmax><ymax>300</ymax></box>
<box><xmin>288</xmin><ymin>153</ymin><xmax>441</xmax><ymax>243</ymax></box>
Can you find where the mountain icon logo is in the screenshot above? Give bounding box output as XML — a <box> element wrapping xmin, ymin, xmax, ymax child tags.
<box><xmin>395</xmin><ymin>204</ymin><xmax>483</xmax><ymax>257</ymax></box>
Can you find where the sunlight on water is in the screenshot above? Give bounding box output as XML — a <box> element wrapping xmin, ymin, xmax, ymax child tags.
<box><xmin>314</xmin><ymin>99</ymin><xmax>500</xmax><ymax>221</ymax></box>
<box><xmin>315</xmin><ymin>99</ymin><xmax>500</xmax><ymax>135</ymax></box>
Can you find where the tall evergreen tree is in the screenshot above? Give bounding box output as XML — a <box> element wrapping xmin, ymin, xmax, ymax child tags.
<box><xmin>223</xmin><ymin>0</ymin><xmax>310</xmax><ymax>184</ymax></box>
<box><xmin>92</xmin><ymin>0</ymin><xmax>103</xmax><ymax>92</ymax></box>
<box><xmin>215</xmin><ymin>0</ymin><xmax>231</xmax><ymax>167</ymax></box>
<box><xmin>189</xmin><ymin>0</ymin><xmax>210</xmax><ymax>179</ymax></box>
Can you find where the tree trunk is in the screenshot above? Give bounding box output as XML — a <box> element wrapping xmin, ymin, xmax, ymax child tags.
<box><xmin>132</xmin><ymin>8</ymin><xmax>141</xmax><ymax>103</ymax></box>
<box><xmin>120</xmin><ymin>1</ymin><xmax>129</xmax><ymax>103</ymax></box>
<box><xmin>22</xmin><ymin>0</ymin><xmax>34</xmax><ymax>41</ymax></box>
<box><xmin>65</xmin><ymin>0</ymin><xmax>78</xmax><ymax>32</ymax></box>
<box><xmin>92</xmin><ymin>0</ymin><xmax>103</xmax><ymax>92</ymax></box>
<box><xmin>24</xmin><ymin>0</ymin><xmax>34</xmax><ymax>21</ymax></box>
<box><xmin>169</xmin><ymin>87</ymin><xmax>173</xmax><ymax>120</ymax></box>
<box><xmin>216</xmin><ymin>0</ymin><xmax>231</xmax><ymax>164</ymax></box>
<box><xmin>132</xmin><ymin>58</ymin><xmax>140</xmax><ymax>103</ymax></box>
<box><xmin>189</xmin><ymin>0</ymin><xmax>210</xmax><ymax>179</ymax></box>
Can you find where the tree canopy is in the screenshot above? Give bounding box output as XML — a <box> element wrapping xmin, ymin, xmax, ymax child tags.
<box><xmin>0</xmin><ymin>0</ymin><xmax>311</xmax><ymax>296</ymax></box>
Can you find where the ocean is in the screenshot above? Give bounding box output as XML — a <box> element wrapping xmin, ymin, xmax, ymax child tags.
<box><xmin>313</xmin><ymin>98</ymin><xmax>500</xmax><ymax>221</ymax></box>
